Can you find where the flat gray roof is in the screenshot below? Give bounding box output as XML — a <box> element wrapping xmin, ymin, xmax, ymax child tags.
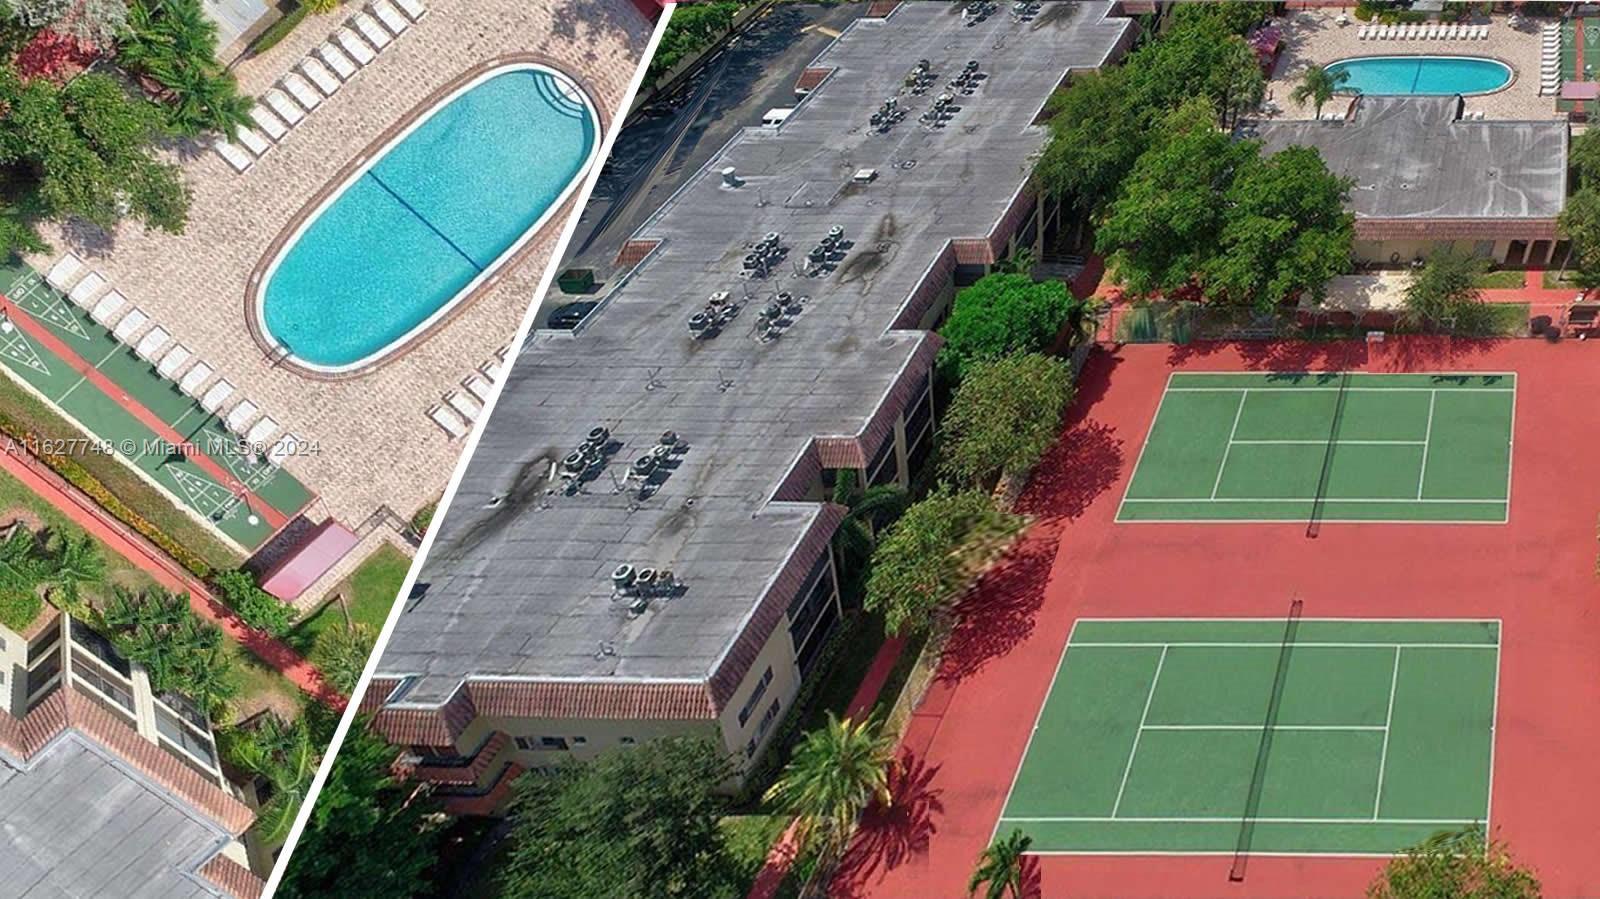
<box><xmin>1252</xmin><ymin>96</ymin><xmax>1568</xmax><ymax>220</ymax></box>
<box><xmin>0</xmin><ymin>735</ymin><xmax>224</xmax><ymax>899</ymax></box>
<box><xmin>379</xmin><ymin>1</ymin><xmax>1132</xmax><ymax>704</ymax></box>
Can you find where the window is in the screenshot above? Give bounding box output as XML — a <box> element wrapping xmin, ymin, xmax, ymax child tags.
<box><xmin>27</xmin><ymin>631</ymin><xmax>59</xmax><ymax>666</ymax></box>
<box><xmin>738</xmin><ymin>666</ymin><xmax>774</xmax><ymax>728</ymax></box>
<box><xmin>70</xmin><ymin>619</ymin><xmax>130</xmax><ymax>678</ymax></box>
<box><xmin>787</xmin><ymin>551</ymin><xmax>839</xmax><ymax>668</ymax></box>
<box><xmin>539</xmin><ymin>736</ymin><xmax>569</xmax><ymax>750</ymax></box>
<box><xmin>620</xmin><ymin>736</ymin><xmax>636</xmax><ymax>745</ymax></box>
<box><xmin>571</xmin><ymin>736</ymin><xmax>587</xmax><ymax>746</ymax></box>
<box><xmin>904</xmin><ymin>376</ymin><xmax>934</xmax><ymax>446</ymax></box>
<box><xmin>25</xmin><ymin>649</ymin><xmax>60</xmax><ymax>698</ymax></box>
<box><xmin>757</xmin><ymin>698</ymin><xmax>781</xmax><ymax>738</ymax></box>
<box><xmin>514</xmin><ymin>736</ymin><xmax>534</xmax><ymax>751</ymax></box>
<box><xmin>867</xmin><ymin>432</ymin><xmax>898</xmax><ymax>486</ymax></box>
<box><xmin>155</xmin><ymin>706</ymin><xmax>216</xmax><ymax>768</ymax></box>
<box><xmin>73</xmin><ymin>664</ymin><xmax>133</xmax><ymax>713</ymax></box>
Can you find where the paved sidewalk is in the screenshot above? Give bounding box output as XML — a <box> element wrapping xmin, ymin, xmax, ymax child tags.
<box><xmin>0</xmin><ymin>442</ymin><xmax>343</xmax><ymax>708</ymax></box>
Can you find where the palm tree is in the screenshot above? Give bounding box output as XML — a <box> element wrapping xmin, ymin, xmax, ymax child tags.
<box><xmin>969</xmin><ymin>828</ymin><xmax>1033</xmax><ymax>899</ymax></box>
<box><xmin>1291</xmin><ymin>65</ymin><xmax>1351</xmax><ymax>119</ymax></box>
<box><xmin>226</xmin><ymin>714</ymin><xmax>317</xmax><ymax>844</ymax></box>
<box><xmin>830</xmin><ymin>469</ymin><xmax>909</xmax><ymax>586</ymax></box>
<box><xmin>764</xmin><ymin>712</ymin><xmax>897</xmax><ymax>861</ymax></box>
<box><xmin>0</xmin><ymin>526</ymin><xmax>50</xmax><ymax>595</ymax></box>
<box><xmin>45</xmin><ymin>531</ymin><xmax>105</xmax><ymax>604</ymax></box>
<box><xmin>312</xmin><ymin>622</ymin><xmax>376</xmax><ymax>693</ymax></box>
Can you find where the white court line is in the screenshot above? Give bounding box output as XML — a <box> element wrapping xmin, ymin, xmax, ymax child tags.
<box><xmin>1416</xmin><ymin>390</ymin><xmax>1436</xmax><ymax>500</ymax></box>
<box><xmin>1141</xmin><ymin>724</ymin><xmax>1385</xmax><ymax>732</ymax></box>
<box><xmin>1120</xmin><ymin>497</ymin><xmax>1503</xmax><ymax>504</ymax></box>
<box><xmin>55</xmin><ymin>344</ymin><xmax>121</xmax><ymax>404</ymax></box>
<box><xmin>1372</xmin><ymin>646</ymin><xmax>1402</xmax><ymax>819</ymax></box>
<box><xmin>1111</xmin><ymin>645</ymin><xmax>1167</xmax><ymax>818</ymax></box>
<box><xmin>1210</xmin><ymin>390</ymin><xmax>1248</xmax><ymax>499</ymax></box>
<box><xmin>1228</xmin><ymin>439</ymin><xmax>1425</xmax><ymax>446</ymax></box>
<box><xmin>1114</xmin><ymin>371</ymin><xmax>1176</xmax><ymax>523</ymax></box>
<box><xmin>1000</xmin><ymin>815</ymin><xmax>1480</xmax><ymax>825</ymax></box>
<box><xmin>1166</xmin><ymin>386</ymin><xmax>1514</xmax><ymax>394</ymax></box>
<box><xmin>1486</xmin><ymin>625</ymin><xmax>1503</xmax><ymax>836</ymax></box>
<box><xmin>1072</xmin><ymin>641</ymin><xmax>1496</xmax><ymax>650</ymax></box>
<box><xmin>989</xmin><ymin>618</ymin><xmax>1084</xmax><ymax>844</ymax></box>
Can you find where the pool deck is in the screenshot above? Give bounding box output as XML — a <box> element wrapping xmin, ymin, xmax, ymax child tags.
<box><xmin>1264</xmin><ymin>11</ymin><xmax>1554</xmax><ymax>121</ymax></box>
<box><xmin>23</xmin><ymin>0</ymin><xmax>650</xmax><ymax>598</ymax></box>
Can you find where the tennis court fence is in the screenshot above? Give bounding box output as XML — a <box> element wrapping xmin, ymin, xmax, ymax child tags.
<box><xmin>1102</xmin><ymin>301</ymin><xmax>1576</xmax><ymax>345</ymax></box>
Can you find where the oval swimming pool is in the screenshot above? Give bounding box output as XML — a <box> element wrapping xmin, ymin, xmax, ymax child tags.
<box><xmin>254</xmin><ymin>62</ymin><xmax>599</xmax><ymax>374</ymax></box>
<box><xmin>1324</xmin><ymin>55</ymin><xmax>1512</xmax><ymax>96</ymax></box>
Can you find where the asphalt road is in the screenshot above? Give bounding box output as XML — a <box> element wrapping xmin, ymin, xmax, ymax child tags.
<box><xmin>537</xmin><ymin>1</ymin><xmax>867</xmax><ymax>326</ymax></box>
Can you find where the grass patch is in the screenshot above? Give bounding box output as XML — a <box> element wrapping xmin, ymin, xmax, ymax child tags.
<box><xmin>720</xmin><ymin>814</ymin><xmax>791</xmax><ymax>887</ymax></box>
<box><xmin>0</xmin><ymin>374</ymin><xmax>240</xmax><ymax>571</ymax></box>
<box><xmin>411</xmin><ymin>500</ymin><xmax>438</xmax><ymax>535</ymax></box>
<box><xmin>287</xmin><ymin>542</ymin><xmax>410</xmax><ymax>655</ymax></box>
<box><xmin>1473</xmin><ymin>269</ymin><xmax>1524</xmax><ymax>289</ymax></box>
<box><xmin>0</xmin><ymin>590</ymin><xmax>41</xmax><ymax>630</ymax></box>
<box><xmin>1544</xmin><ymin>269</ymin><xmax>1585</xmax><ymax>290</ymax></box>
<box><xmin>248</xmin><ymin>3</ymin><xmax>310</xmax><ymax>56</ymax></box>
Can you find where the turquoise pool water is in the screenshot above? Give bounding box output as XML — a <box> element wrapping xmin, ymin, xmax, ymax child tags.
<box><xmin>1324</xmin><ymin>56</ymin><xmax>1512</xmax><ymax>96</ymax></box>
<box><xmin>258</xmin><ymin>64</ymin><xmax>598</xmax><ymax>372</ymax></box>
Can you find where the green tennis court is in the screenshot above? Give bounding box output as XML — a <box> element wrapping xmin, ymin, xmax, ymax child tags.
<box><xmin>1117</xmin><ymin>372</ymin><xmax>1515</xmax><ymax>523</ymax></box>
<box><xmin>996</xmin><ymin>619</ymin><xmax>1498</xmax><ymax>855</ymax></box>
<box><xmin>0</xmin><ymin>262</ymin><xmax>313</xmax><ymax>551</ymax></box>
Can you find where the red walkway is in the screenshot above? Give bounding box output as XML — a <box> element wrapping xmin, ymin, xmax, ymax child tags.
<box><xmin>831</xmin><ymin>338</ymin><xmax>1600</xmax><ymax>898</ymax></box>
<box><xmin>0</xmin><ymin>443</ymin><xmax>343</xmax><ymax>708</ymax></box>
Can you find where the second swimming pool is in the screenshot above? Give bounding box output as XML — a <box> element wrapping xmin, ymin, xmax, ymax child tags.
<box><xmin>256</xmin><ymin>62</ymin><xmax>599</xmax><ymax>374</ymax></box>
<box><xmin>1324</xmin><ymin>55</ymin><xmax>1513</xmax><ymax>96</ymax></box>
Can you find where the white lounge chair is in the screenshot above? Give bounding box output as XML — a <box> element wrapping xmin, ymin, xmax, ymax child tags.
<box><xmin>370</xmin><ymin>0</ymin><xmax>409</xmax><ymax>35</ymax></box>
<box><xmin>317</xmin><ymin>42</ymin><xmax>360</xmax><ymax>79</ymax></box>
<box><xmin>225</xmin><ymin>399</ymin><xmax>259</xmax><ymax>435</ymax></box>
<box><xmin>235</xmin><ymin>127</ymin><xmax>272</xmax><ymax>157</ymax></box>
<box><xmin>178</xmin><ymin>361</ymin><xmax>213</xmax><ymax>398</ymax></box>
<box><xmin>393</xmin><ymin>0</ymin><xmax>426</xmax><ymax>20</ymax></box>
<box><xmin>200</xmin><ymin>379</ymin><xmax>235</xmax><ymax>414</ymax></box>
<box><xmin>88</xmin><ymin>289</ymin><xmax>126</xmax><ymax>325</ymax></box>
<box><xmin>245</xmin><ymin>416</ymin><xmax>279</xmax><ymax>448</ymax></box>
<box><xmin>1476</xmin><ymin>24</ymin><xmax>1489</xmax><ymax>39</ymax></box>
<box><xmin>463</xmin><ymin>373</ymin><xmax>493</xmax><ymax>402</ymax></box>
<box><xmin>445</xmin><ymin>390</ymin><xmax>481</xmax><ymax>421</ymax></box>
<box><xmin>281</xmin><ymin>73</ymin><xmax>322</xmax><ymax>110</ymax></box>
<box><xmin>44</xmin><ymin>254</ymin><xmax>84</xmax><ymax>292</ymax></box>
<box><xmin>156</xmin><ymin>344</ymin><xmax>192</xmax><ymax>380</ymax></box>
<box><xmin>262</xmin><ymin>89</ymin><xmax>305</xmax><ymax>126</ymax></box>
<box><xmin>67</xmin><ymin>272</ymin><xmax>108</xmax><ymax>308</ymax></box>
<box><xmin>481</xmin><ymin>358</ymin><xmax>504</xmax><ymax>382</ymax></box>
<box><xmin>428</xmin><ymin>405</ymin><xmax>468</xmax><ymax>439</ymax></box>
<box><xmin>111</xmin><ymin>307</ymin><xmax>149</xmax><ymax>343</ymax></box>
<box><xmin>214</xmin><ymin>140</ymin><xmax>254</xmax><ymax>173</ymax></box>
<box><xmin>299</xmin><ymin>58</ymin><xmax>342</xmax><ymax>96</ymax></box>
<box><xmin>351</xmin><ymin>11</ymin><xmax>392</xmax><ymax>47</ymax></box>
<box><xmin>250</xmin><ymin>106</ymin><xmax>289</xmax><ymax>141</ymax></box>
<box><xmin>1356</xmin><ymin>25</ymin><xmax>1369</xmax><ymax>40</ymax></box>
<box><xmin>1425</xmin><ymin>24</ymin><xmax>1438</xmax><ymax>39</ymax></box>
<box><xmin>267</xmin><ymin>434</ymin><xmax>300</xmax><ymax>467</ymax></box>
<box><xmin>133</xmin><ymin>325</ymin><xmax>170</xmax><ymax>361</ymax></box>
<box><xmin>336</xmin><ymin>28</ymin><xmax>377</xmax><ymax>65</ymax></box>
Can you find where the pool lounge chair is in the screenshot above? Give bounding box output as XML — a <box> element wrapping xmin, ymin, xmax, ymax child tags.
<box><xmin>445</xmin><ymin>390</ymin><xmax>481</xmax><ymax>421</ymax></box>
<box><xmin>299</xmin><ymin>58</ymin><xmax>343</xmax><ymax>96</ymax></box>
<box><xmin>67</xmin><ymin>272</ymin><xmax>108</xmax><ymax>308</ymax></box>
<box><xmin>262</xmin><ymin>89</ymin><xmax>305</xmax><ymax>126</ymax></box>
<box><xmin>370</xmin><ymin>0</ymin><xmax>410</xmax><ymax>35</ymax></box>
<box><xmin>156</xmin><ymin>344</ymin><xmax>192</xmax><ymax>380</ymax></box>
<box><xmin>336</xmin><ymin>28</ymin><xmax>378</xmax><ymax>65</ymax></box>
<box><xmin>235</xmin><ymin>127</ymin><xmax>272</xmax><ymax>157</ymax></box>
<box><xmin>214</xmin><ymin>140</ymin><xmax>254</xmax><ymax>173</ymax></box>
<box><xmin>178</xmin><ymin>361</ymin><xmax>213</xmax><ymax>398</ymax></box>
<box><xmin>44</xmin><ymin>254</ymin><xmax>84</xmax><ymax>292</ymax></box>
<box><xmin>267</xmin><ymin>434</ymin><xmax>299</xmax><ymax>467</ymax></box>
<box><xmin>200</xmin><ymin>379</ymin><xmax>235</xmax><ymax>415</ymax></box>
<box><xmin>393</xmin><ymin>0</ymin><xmax>426</xmax><ymax>20</ymax></box>
<box><xmin>1356</xmin><ymin>25</ymin><xmax>1369</xmax><ymax>39</ymax></box>
<box><xmin>351</xmin><ymin>13</ymin><xmax>392</xmax><ymax>49</ymax></box>
<box><xmin>244</xmin><ymin>416</ymin><xmax>279</xmax><ymax>449</ymax></box>
<box><xmin>464</xmin><ymin>373</ymin><xmax>493</xmax><ymax>402</ymax></box>
<box><xmin>281</xmin><ymin>73</ymin><xmax>323</xmax><ymax>110</ymax></box>
<box><xmin>88</xmin><ymin>290</ymin><xmax>126</xmax><ymax>325</ymax></box>
<box><xmin>428</xmin><ymin>405</ymin><xmax>468</xmax><ymax>439</ymax></box>
<box><xmin>1425</xmin><ymin>24</ymin><xmax>1438</xmax><ymax>39</ymax></box>
<box><xmin>481</xmin><ymin>358</ymin><xmax>504</xmax><ymax>382</ymax></box>
<box><xmin>133</xmin><ymin>325</ymin><xmax>170</xmax><ymax>361</ymax></box>
<box><xmin>111</xmin><ymin>307</ymin><xmax>149</xmax><ymax>343</ymax></box>
<box><xmin>225</xmin><ymin>399</ymin><xmax>259</xmax><ymax>435</ymax></box>
<box><xmin>250</xmin><ymin>106</ymin><xmax>289</xmax><ymax>141</ymax></box>
<box><xmin>317</xmin><ymin>42</ymin><xmax>360</xmax><ymax>79</ymax></box>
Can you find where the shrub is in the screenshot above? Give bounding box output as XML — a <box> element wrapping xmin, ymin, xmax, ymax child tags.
<box><xmin>311</xmin><ymin>622</ymin><xmax>374</xmax><ymax>693</ymax></box>
<box><xmin>864</xmin><ymin>490</ymin><xmax>1025</xmax><ymax>636</ymax></box>
<box><xmin>0</xmin><ymin>589</ymin><xmax>43</xmax><ymax>631</ymax></box>
<box><xmin>938</xmin><ymin>273</ymin><xmax>1082</xmax><ymax>380</ymax></box>
<box><xmin>14</xmin><ymin>29</ymin><xmax>99</xmax><ymax>81</ymax></box>
<box><xmin>212</xmin><ymin>568</ymin><xmax>294</xmax><ymax>637</ymax></box>
<box><xmin>940</xmin><ymin>354</ymin><xmax>1074</xmax><ymax>491</ymax></box>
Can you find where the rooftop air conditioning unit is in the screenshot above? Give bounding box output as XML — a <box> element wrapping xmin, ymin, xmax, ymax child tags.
<box><xmin>852</xmin><ymin>168</ymin><xmax>878</xmax><ymax>185</ymax></box>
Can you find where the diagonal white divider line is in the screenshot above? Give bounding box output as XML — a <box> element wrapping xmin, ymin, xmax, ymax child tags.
<box><xmin>1211</xmin><ymin>391</ymin><xmax>1248</xmax><ymax>499</ymax></box>
<box><xmin>1373</xmin><ymin>646</ymin><xmax>1402</xmax><ymax>819</ymax></box>
<box><xmin>1112</xmin><ymin>645</ymin><xmax>1168</xmax><ymax>817</ymax></box>
<box><xmin>1416</xmin><ymin>390</ymin><xmax>1436</xmax><ymax>500</ymax></box>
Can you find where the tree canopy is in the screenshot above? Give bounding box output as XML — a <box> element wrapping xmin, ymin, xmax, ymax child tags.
<box><xmin>1367</xmin><ymin>827</ymin><xmax>1538</xmax><ymax>899</ymax></box>
<box><xmin>496</xmin><ymin>737</ymin><xmax>735</xmax><ymax>899</ymax></box>
<box><xmin>940</xmin><ymin>353</ymin><xmax>1074</xmax><ymax>490</ymax></box>
<box><xmin>278</xmin><ymin>724</ymin><xmax>439</xmax><ymax>899</ymax></box>
<box><xmin>1558</xmin><ymin>161</ymin><xmax>1600</xmax><ymax>287</ymax></box>
<box><xmin>97</xmin><ymin>585</ymin><xmax>236</xmax><ymax>718</ymax></box>
<box><xmin>1402</xmin><ymin>249</ymin><xmax>1488</xmax><ymax>329</ymax></box>
<box><xmin>764</xmin><ymin>712</ymin><xmax>895</xmax><ymax>862</ymax></box>
<box><xmin>938</xmin><ymin>273</ymin><xmax>1082</xmax><ymax>378</ymax></box>
<box><xmin>864</xmin><ymin>489</ymin><xmax>1024</xmax><ymax>636</ymax></box>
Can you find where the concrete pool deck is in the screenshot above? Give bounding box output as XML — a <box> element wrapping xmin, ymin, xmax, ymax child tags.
<box><xmin>23</xmin><ymin>0</ymin><xmax>651</xmax><ymax>594</ymax></box>
<box><xmin>1264</xmin><ymin>11</ymin><xmax>1554</xmax><ymax>121</ymax></box>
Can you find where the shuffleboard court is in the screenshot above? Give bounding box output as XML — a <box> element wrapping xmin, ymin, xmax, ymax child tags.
<box><xmin>995</xmin><ymin>618</ymin><xmax>1499</xmax><ymax>856</ymax></box>
<box><xmin>0</xmin><ymin>262</ymin><xmax>313</xmax><ymax>551</ymax></box>
<box><xmin>1117</xmin><ymin>372</ymin><xmax>1515</xmax><ymax>523</ymax></box>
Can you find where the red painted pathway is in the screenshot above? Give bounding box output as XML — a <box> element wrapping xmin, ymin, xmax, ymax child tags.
<box><xmin>0</xmin><ymin>442</ymin><xmax>343</xmax><ymax>708</ymax></box>
<box><xmin>831</xmin><ymin>338</ymin><xmax>1600</xmax><ymax>898</ymax></box>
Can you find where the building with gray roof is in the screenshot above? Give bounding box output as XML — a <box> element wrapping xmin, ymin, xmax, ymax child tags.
<box><xmin>363</xmin><ymin>0</ymin><xmax>1134</xmax><ymax>807</ymax></box>
<box><xmin>1252</xmin><ymin>94</ymin><xmax>1570</xmax><ymax>268</ymax></box>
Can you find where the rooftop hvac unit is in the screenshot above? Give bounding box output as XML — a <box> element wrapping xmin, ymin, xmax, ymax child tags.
<box><xmin>852</xmin><ymin>168</ymin><xmax>878</xmax><ymax>184</ymax></box>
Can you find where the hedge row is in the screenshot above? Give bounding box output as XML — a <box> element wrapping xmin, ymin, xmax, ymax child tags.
<box><xmin>0</xmin><ymin>411</ymin><xmax>214</xmax><ymax>579</ymax></box>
